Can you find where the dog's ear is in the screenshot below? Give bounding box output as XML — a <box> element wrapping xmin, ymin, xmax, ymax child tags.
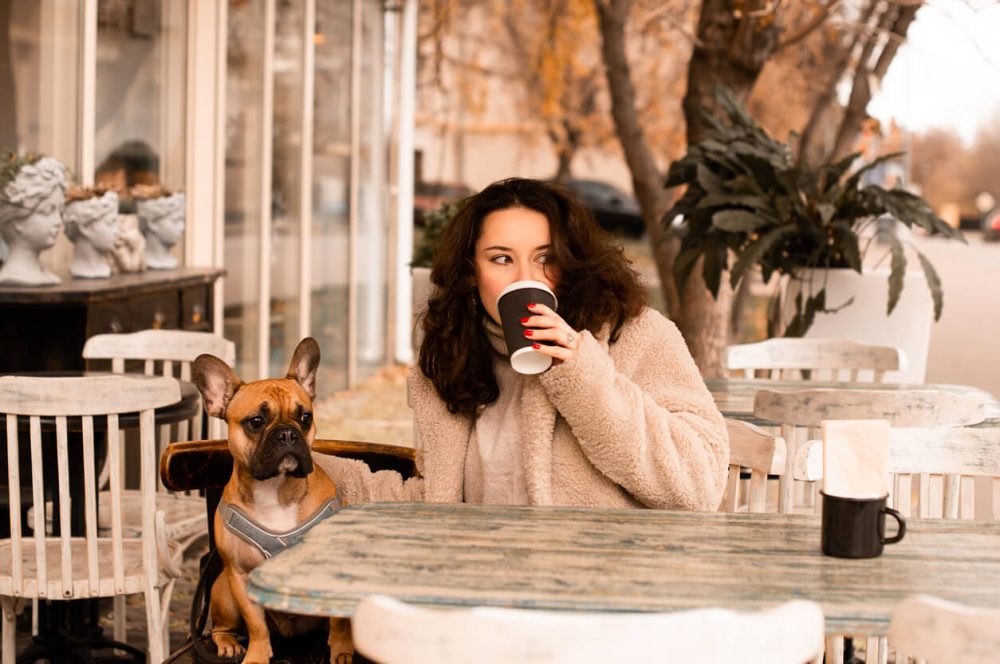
<box><xmin>193</xmin><ymin>354</ymin><xmax>242</xmax><ymax>420</ymax></box>
<box><xmin>286</xmin><ymin>337</ymin><xmax>321</xmax><ymax>400</ymax></box>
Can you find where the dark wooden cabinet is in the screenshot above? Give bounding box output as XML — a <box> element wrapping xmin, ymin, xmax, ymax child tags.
<box><xmin>0</xmin><ymin>267</ymin><xmax>224</xmax><ymax>373</ymax></box>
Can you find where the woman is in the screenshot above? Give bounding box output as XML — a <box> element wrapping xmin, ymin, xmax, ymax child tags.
<box><xmin>323</xmin><ymin>177</ymin><xmax>728</xmax><ymax>511</ymax></box>
<box><xmin>0</xmin><ymin>156</ymin><xmax>66</xmax><ymax>286</ymax></box>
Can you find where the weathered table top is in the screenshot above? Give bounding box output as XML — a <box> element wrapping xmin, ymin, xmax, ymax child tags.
<box><xmin>705</xmin><ymin>377</ymin><xmax>1000</xmax><ymax>423</ymax></box>
<box><xmin>248</xmin><ymin>502</ymin><xmax>1000</xmax><ymax>636</ymax></box>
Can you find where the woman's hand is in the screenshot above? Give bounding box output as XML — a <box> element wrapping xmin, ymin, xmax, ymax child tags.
<box><xmin>523</xmin><ymin>302</ymin><xmax>581</xmax><ymax>363</ymax></box>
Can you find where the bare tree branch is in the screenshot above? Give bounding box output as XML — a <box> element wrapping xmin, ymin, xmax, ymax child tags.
<box><xmin>776</xmin><ymin>0</ymin><xmax>842</xmax><ymax>52</ymax></box>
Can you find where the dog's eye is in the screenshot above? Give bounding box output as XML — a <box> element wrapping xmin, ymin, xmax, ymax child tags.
<box><xmin>301</xmin><ymin>412</ymin><xmax>312</xmax><ymax>426</ymax></box>
<box><xmin>248</xmin><ymin>416</ymin><xmax>266</xmax><ymax>430</ymax></box>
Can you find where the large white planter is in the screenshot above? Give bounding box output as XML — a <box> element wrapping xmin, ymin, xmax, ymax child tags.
<box><xmin>783</xmin><ymin>268</ymin><xmax>933</xmax><ymax>383</ymax></box>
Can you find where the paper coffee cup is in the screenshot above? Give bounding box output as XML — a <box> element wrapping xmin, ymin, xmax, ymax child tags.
<box><xmin>496</xmin><ymin>280</ymin><xmax>558</xmax><ymax>374</ymax></box>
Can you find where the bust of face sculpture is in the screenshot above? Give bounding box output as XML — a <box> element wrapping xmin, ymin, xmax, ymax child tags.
<box><xmin>0</xmin><ymin>155</ymin><xmax>67</xmax><ymax>286</ymax></box>
<box><xmin>63</xmin><ymin>188</ymin><xmax>119</xmax><ymax>279</ymax></box>
<box><xmin>136</xmin><ymin>189</ymin><xmax>185</xmax><ymax>270</ymax></box>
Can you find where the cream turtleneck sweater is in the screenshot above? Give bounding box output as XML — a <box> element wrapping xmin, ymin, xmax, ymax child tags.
<box><xmin>462</xmin><ymin>317</ymin><xmax>529</xmax><ymax>504</ymax></box>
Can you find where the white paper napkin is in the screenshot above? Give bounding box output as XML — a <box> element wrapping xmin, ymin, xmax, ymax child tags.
<box><xmin>822</xmin><ymin>419</ymin><xmax>890</xmax><ymax>499</ymax></box>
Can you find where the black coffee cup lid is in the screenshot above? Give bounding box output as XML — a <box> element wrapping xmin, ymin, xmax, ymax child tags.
<box><xmin>497</xmin><ymin>280</ymin><xmax>558</xmax><ymax>310</ymax></box>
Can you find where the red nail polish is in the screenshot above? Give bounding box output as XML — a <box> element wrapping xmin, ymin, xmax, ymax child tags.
<box><xmin>520</xmin><ymin>317</ymin><xmax>530</xmax><ymax>324</ymax></box>
<box><xmin>532</xmin><ymin>343</ymin><xmax>541</xmax><ymax>349</ymax></box>
<box><xmin>527</xmin><ymin>303</ymin><xmax>537</xmax><ymax>308</ymax></box>
<box><xmin>524</xmin><ymin>329</ymin><xmax>533</xmax><ymax>337</ymax></box>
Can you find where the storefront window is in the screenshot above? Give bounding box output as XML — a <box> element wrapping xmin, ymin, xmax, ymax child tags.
<box><xmin>224</xmin><ymin>0</ymin><xmax>266</xmax><ymax>379</ymax></box>
<box><xmin>269</xmin><ymin>0</ymin><xmax>305</xmax><ymax>377</ymax></box>
<box><xmin>1</xmin><ymin>1</ymin><xmax>82</xmax><ymax>165</ymax></box>
<box><xmin>94</xmin><ymin>0</ymin><xmax>188</xmax><ymax>209</ymax></box>
<box><xmin>311</xmin><ymin>0</ymin><xmax>353</xmax><ymax>393</ymax></box>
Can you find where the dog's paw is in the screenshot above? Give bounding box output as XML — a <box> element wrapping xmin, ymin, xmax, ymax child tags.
<box><xmin>333</xmin><ymin>652</ymin><xmax>353</xmax><ymax>664</ymax></box>
<box><xmin>243</xmin><ymin>642</ymin><xmax>274</xmax><ymax>664</ymax></box>
<box><xmin>212</xmin><ymin>632</ymin><xmax>245</xmax><ymax>658</ymax></box>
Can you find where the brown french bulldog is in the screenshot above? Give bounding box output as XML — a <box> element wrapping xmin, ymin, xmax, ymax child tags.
<box><xmin>192</xmin><ymin>337</ymin><xmax>353</xmax><ymax>664</ymax></box>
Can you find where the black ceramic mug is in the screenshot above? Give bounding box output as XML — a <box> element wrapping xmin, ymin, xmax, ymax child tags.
<box><xmin>821</xmin><ymin>492</ymin><xmax>906</xmax><ymax>559</ymax></box>
<box><xmin>497</xmin><ymin>280</ymin><xmax>558</xmax><ymax>374</ymax></box>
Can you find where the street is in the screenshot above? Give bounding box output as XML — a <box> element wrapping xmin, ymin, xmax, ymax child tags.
<box><xmin>917</xmin><ymin>231</ymin><xmax>1000</xmax><ymax>400</ymax></box>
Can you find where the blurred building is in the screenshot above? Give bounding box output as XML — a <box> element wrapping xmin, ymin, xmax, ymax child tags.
<box><xmin>0</xmin><ymin>0</ymin><xmax>419</xmax><ymax>395</ymax></box>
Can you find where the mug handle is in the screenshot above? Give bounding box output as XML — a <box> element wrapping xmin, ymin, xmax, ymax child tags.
<box><xmin>881</xmin><ymin>507</ymin><xmax>907</xmax><ymax>545</ymax></box>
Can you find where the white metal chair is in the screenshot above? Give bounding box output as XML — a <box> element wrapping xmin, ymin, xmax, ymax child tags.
<box><xmin>888</xmin><ymin>595</ymin><xmax>1000</xmax><ymax>664</ymax></box>
<box><xmin>351</xmin><ymin>594</ymin><xmax>825</xmax><ymax>664</ymax></box>
<box><xmin>726</xmin><ymin>338</ymin><xmax>904</xmax><ymax>383</ymax></box>
<box><xmin>0</xmin><ymin>375</ymin><xmax>183</xmax><ymax>664</ymax></box>
<box><xmin>720</xmin><ymin>419</ymin><xmax>785</xmax><ymax>513</ymax></box>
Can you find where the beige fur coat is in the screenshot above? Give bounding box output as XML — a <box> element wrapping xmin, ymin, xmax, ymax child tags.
<box><xmin>317</xmin><ymin>308</ymin><xmax>729</xmax><ymax>511</ymax></box>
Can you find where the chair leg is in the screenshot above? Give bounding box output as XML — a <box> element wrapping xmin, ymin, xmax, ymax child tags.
<box><xmin>2</xmin><ymin>596</ymin><xmax>18</xmax><ymax>664</ymax></box>
<box><xmin>145</xmin><ymin>583</ymin><xmax>165</xmax><ymax>664</ymax></box>
<box><xmin>113</xmin><ymin>595</ymin><xmax>127</xmax><ymax>643</ymax></box>
<box><xmin>825</xmin><ymin>635</ymin><xmax>844</xmax><ymax>664</ymax></box>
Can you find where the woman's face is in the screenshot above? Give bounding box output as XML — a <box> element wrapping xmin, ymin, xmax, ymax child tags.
<box><xmin>474</xmin><ymin>206</ymin><xmax>559</xmax><ymax>325</ymax></box>
<box><xmin>13</xmin><ymin>189</ymin><xmax>63</xmax><ymax>250</ymax></box>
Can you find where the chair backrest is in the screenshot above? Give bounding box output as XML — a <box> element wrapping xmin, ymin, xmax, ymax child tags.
<box><xmin>0</xmin><ymin>374</ymin><xmax>180</xmax><ymax>600</ymax></box>
<box><xmin>351</xmin><ymin>594</ymin><xmax>825</xmax><ymax>664</ymax></box>
<box><xmin>795</xmin><ymin>423</ymin><xmax>1000</xmax><ymax>520</ymax></box>
<box><xmin>721</xmin><ymin>419</ymin><xmax>785</xmax><ymax>513</ymax></box>
<box><xmin>888</xmin><ymin>595</ymin><xmax>1000</xmax><ymax>664</ymax></box>
<box><xmin>726</xmin><ymin>338</ymin><xmax>903</xmax><ymax>383</ymax></box>
<box><xmin>754</xmin><ymin>388</ymin><xmax>987</xmax><ymax>513</ymax></box>
<box><xmin>83</xmin><ymin>329</ymin><xmax>236</xmax><ymax>442</ymax></box>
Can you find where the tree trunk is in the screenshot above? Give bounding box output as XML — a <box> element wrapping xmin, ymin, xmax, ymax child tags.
<box><xmin>594</xmin><ymin>0</ymin><xmax>680</xmax><ymax>319</ymax></box>
<box><xmin>676</xmin><ymin>1</ymin><xmax>778</xmax><ymax>375</ymax></box>
<box><xmin>830</xmin><ymin>4</ymin><xmax>921</xmax><ymax>162</ymax></box>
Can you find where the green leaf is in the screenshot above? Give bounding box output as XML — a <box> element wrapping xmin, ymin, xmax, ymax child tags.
<box><xmin>817</xmin><ymin>203</ymin><xmax>836</xmax><ymax>224</ymax></box>
<box><xmin>916</xmin><ymin>250</ymin><xmax>944</xmax><ymax>320</ymax></box>
<box><xmin>672</xmin><ymin>247</ymin><xmax>702</xmax><ymax>297</ymax></box>
<box><xmin>701</xmin><ymin>234</ymin><xmax>729</xmax><ymax>298</ymax></box>
<box><xmin>729</xmin><ymin>225</ymin><xmax>794</xmax><ymax>288</ymax></box>
<box><xmin>887</xmin><ymin>234</ymin><xmax>907</xmax><ymax>316</ymax></box>
<box><xmin>711</xmin><ymin>210</ymin><xmax>769</xmax><ymax>232</ymax></box>
<box><xmin>696</xmin><ymin>163</ymin><xmax>724</xmax><ymax>193</ymax></box>
<box><xmin>695</xmin><ymin>193</ymin><xmax>768</xmax><ymax>211</ymax></box>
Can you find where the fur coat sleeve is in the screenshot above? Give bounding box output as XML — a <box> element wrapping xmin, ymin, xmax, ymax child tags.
<box><xmin>537</xmin><ymin>308</ymin><xmax>729</xmax><ymax>510</ymax></box>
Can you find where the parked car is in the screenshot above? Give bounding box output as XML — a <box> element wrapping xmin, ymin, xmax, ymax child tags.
<box><xmin>564</xmin><ymin>178</ymin><xmax>645</xmax><ymax>237</ymax></box>
<box><xmin>983</xmin><ymin>206</ymin><xmax>1000</xmax><ymax>242</ymax></box>
<box><xmin>413</xmin><ymin>181</ymin><xmax>473</xmax><ymax>226</ymax></box>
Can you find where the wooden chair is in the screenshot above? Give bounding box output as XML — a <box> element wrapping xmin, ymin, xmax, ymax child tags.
<box><xmin>351</xmin><ymin>594</ymin><xmax>825</xmax><ymax>664</ymax></box>
<box><xmin>0</xmin><ymin>375</ymin><xmax>183</xmax><ymax>664</ymax></box>
<box><xmin>720</xmin><ymin>419</ymin><xmax>785</xmax><ymax>513</ymax></box>
<box><xmin>726</xmin><ymin>338</ymin><xmax>903</xmax><ymax>383</ymax></box>
<box><xmin>754</xmin><ymin>387</ymin><xmax>987</xmax><ymax>514</ymax></box>
<box><xmin>83</xmin><ymin>329</ymin><xmax>236</xmax><ymax>443</ymax></box>
<box><xmin>888</xmin><ymin>595</ymin><xmax>1000</xmax><ymax>664</ymax></box>
<box><xmin>158</xmin><ymin>438</ymin><xmax>417</xmax><ymax>664</ymax></box>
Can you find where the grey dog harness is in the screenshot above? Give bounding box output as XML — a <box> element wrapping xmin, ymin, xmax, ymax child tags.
<box><xmin>218</xmin><ymin>494</ymin><xmax>341</xmax><ymax>559</ymax></box>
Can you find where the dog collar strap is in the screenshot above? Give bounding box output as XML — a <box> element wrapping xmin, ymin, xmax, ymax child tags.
<box><xmin>218</xmin><ymin>495</ymin><xmax>341</xmax><ymax>559</ymax></box>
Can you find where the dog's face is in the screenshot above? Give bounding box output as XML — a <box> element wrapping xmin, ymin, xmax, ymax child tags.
<box><xmin>193</xmin><ymin>337</ymin><xmax>321</xmax><ymax>480</ymax></box>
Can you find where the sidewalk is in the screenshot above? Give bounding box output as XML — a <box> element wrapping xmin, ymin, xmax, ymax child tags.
<box><xmin>314</xmin><ymin>364</ymin><xmax>414</xmax><ymax>448</ymax></box>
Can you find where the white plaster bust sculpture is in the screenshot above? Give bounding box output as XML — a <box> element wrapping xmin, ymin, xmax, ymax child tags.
<box><xmin>63</xmin><ymin>188</ymin><xmax>119</xmax><ymax>279</ymax></box>
<box><xmin>135</xmin><ymin>187</ymin><xmax>185</xmax><ymax>270</ymax></box>
<box><xmin>0</xmin><ymin>155</ymin><xmax>67</xmax><ymax>286</ymax></box>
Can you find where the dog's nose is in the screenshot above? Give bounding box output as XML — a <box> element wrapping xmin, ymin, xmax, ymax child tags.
<box><xmin>276</xmin><ymin>427</ymin><xmax>300</xmax><ymax>446</ymax></box>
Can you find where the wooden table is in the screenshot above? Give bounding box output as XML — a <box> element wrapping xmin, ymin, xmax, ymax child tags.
<box><xmin>705</xmin><ymin>377</ymin><xmax>1000</xmax><ymax>423</ymax></box>
<box><xmin>247</xmin><ymin>503</ymin><xmax>1000</xmax><ymax>636</ymax></box>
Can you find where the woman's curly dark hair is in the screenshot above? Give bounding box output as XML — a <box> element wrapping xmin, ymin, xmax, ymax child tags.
<box><xmin>418</xmin><ymin>177</ymin><xmax>647</xmax><ymax>418</ymax></box>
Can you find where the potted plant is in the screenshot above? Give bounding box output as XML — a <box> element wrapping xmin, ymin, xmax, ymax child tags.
<box><xmin>411</xmin><ymin>197</ymin><xmax>467</xmax><ymax>346</ymax></box>
<box><xmin>663</xmin><ymin>88</ymin><xmax>963</xmax><ymax>345</ymax></box>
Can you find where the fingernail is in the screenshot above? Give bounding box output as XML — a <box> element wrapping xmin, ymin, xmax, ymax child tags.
<box><xmin>527</xmin><ymin>303</ymin><xmax>537</xmax><ymax>308</ymax></box>
<box><xmin>520</xmin><ymin>317</ymin><xmax>530</xmax><ymax>324</ymax></box>
<box><xmin>524</xmin><ymin>329</ymin><xmax>533</xmax><ymax>337</ymax></box>
<box><xmin>532</xmin><ymin>343</ymin><xmax>540</xmax><ymax>349</ymax></box>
